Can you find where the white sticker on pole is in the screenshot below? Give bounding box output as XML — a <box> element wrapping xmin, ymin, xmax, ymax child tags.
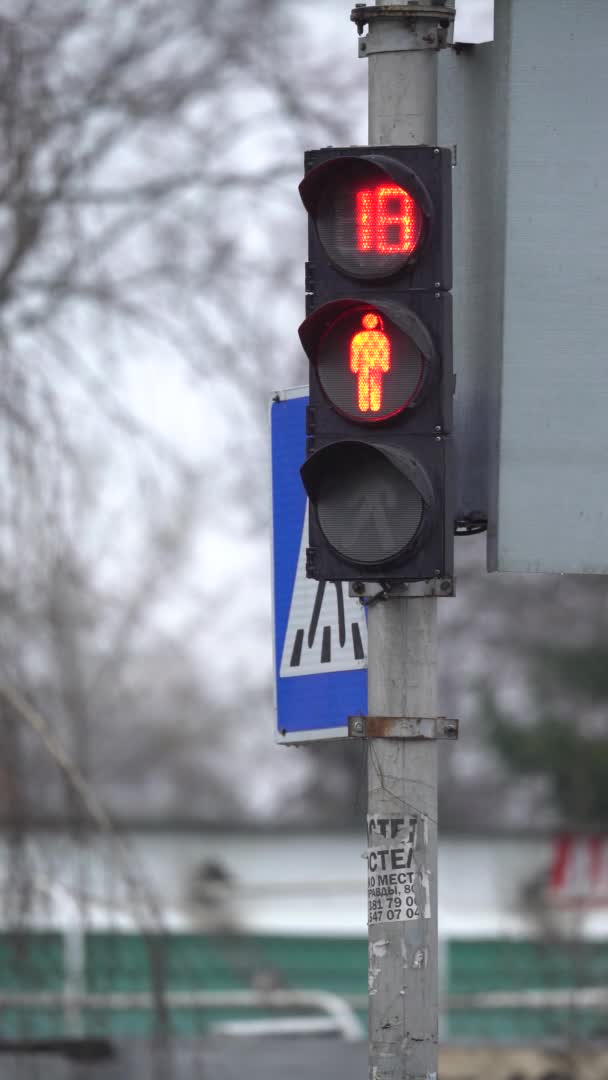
<box><xmin>454</xmin><ymin>0</ymin><xmax>494</xmax><ymax>44</ymax></box>
<box><xmin>367</xmin><ymin>815</ymin><xmax>431</xmax><ymax>925</ymax></box>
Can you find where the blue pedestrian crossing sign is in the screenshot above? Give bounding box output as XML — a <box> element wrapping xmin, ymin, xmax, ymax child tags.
<box><xmin>270</xmin><ymin>386</ymin><xmax>368</xmax><ymax>742</ymax></box>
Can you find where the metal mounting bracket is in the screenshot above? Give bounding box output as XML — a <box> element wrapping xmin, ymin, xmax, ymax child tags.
<box><xmin>348</xmin><ymin>715</ymin><xmax>459</xmax><ymax>740</ymax></box>
<box><xmin>349</xmin><ymin>578</ymin><xmax>454</xmax><ymax>601</ymax></box>
<box><xmin>351</xmin><ymin>3</ymin><xmax>456</xmax><ymax>54</ymax></box>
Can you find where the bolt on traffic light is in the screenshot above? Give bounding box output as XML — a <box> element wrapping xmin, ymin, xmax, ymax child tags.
<box><xmin>299</xmin><ymin>145</ymin><xmax>454</xmax><ymax>584</ymax></box>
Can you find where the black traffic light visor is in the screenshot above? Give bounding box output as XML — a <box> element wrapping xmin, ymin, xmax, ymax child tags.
<box><xmin>302</xmin><ymin>440</ymin><xmax>434</xmax><ymax>507</ymax></box>
<box><xmin>299</xmin><ymin>153</ymin><xmax>434</xmax><ymax>221</ymax></box>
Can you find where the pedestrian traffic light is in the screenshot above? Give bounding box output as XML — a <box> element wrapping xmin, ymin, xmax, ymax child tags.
<box><xmin>299</xmin><ymin>146</ymin><xmax>453</xmax><ymax>584</ymax></box>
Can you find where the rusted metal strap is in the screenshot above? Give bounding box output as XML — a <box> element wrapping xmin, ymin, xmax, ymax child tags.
<box><xmin>348</xmin><ymin>715</ymin><xmax>458</xmax><ymax>740</ymax></box>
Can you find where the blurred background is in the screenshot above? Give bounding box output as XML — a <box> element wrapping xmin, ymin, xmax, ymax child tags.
<box><xmin>0</xmin><ymin>1</ymin><xmax>607</xmax><ymax>1077</ymax></box>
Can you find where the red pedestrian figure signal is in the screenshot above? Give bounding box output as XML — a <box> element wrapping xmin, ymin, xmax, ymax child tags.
<box><xmin>350</xmin><ymin>312</ymin><xmax>391</xmax><ymax>414</ymax></box>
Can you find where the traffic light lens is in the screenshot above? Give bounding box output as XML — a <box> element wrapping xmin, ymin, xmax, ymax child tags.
<box><xmin>316</xmin><ymin>162</ymin><xmax>424</xmax><ymax>279</ymax></box>
<box><xmin>315</xmin><ymin>444</ymin><xmax>424</xmax><ymax>565</ymax></box>
<box><xmin>317</xmin><ymin>306</ymin><xmax>425</xmax><ymax>422</ymax></box>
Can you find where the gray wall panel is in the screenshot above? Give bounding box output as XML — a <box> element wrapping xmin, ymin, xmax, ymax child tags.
<box><xmin>491</xmin><ymin>0</ymin><xmax>608</xmax><ymax>572</ymax></box>
<box><xmin>438</xmin><ymin>5</ymin><xmax>510</xmax><ymax>527</ymax></box>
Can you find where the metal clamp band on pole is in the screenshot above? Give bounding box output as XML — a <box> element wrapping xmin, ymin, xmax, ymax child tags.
<box><xmin>349</xmin><ymin>715</ymin><xmax>459</xmax><ymax>739</ymax></box>
<box><xmin>351</xmin><ymin>3</ymin><xmax>456</xmax><ymax>55</ymax></box>
<box><xmin>350</xmin><ymin>578</ymin><xmax>455</xmax><ymax>601</ymax></box>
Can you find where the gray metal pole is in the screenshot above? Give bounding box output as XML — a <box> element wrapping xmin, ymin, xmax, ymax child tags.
<box><xmin>367</xmin><ymin>602</ymin><xmax>438</xmax><ymax>1080</ymax></box>
<box><xmin>358</xmin><ymin>5</ymin><xmax>454</xmax><ymax>1079</ymax></box>
<box><xmin>369</xmin><ymin>48</ymin><xmax>437</xmax><ymax>144</ymax></box>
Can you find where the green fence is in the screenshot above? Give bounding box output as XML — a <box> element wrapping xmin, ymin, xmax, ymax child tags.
<box><xmin>1</xmin><ymin>932</ymin><xmax>607</xmax><ymax>1042</ymax></box>
<box><xmin>0</xmin><ymin>932</ymin><xmax>65</xmax><ymax>1039</ymax></box>
<box><xmin>0</xmin><ymin>931</ymin><xmax>368</xmax><ymax>1039</ymax></box>
<box><xmin>447</xmin><ymin>938</ymin><xmax>608</xmax><ymax>1041</ymax></box>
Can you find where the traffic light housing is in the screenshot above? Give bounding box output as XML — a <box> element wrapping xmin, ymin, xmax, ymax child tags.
<box><xmin>299</xmin><ymin>145</ymin><xmax>454</xmax><ymax>584</ymax></box>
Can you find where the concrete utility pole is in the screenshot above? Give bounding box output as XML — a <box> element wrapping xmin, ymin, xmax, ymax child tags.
<box><xmin>352</xmin><ymin>4</ymin><xmax>456</xmax><ymax>1079</ymax></box>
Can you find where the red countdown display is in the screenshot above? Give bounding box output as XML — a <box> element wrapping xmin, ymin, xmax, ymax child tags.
<box><xmin>312</xmin><ymin>163</ymin><xmax>426</xmax><ymax>280</ymax></box>
<box><xmin>356</xmin><ymin>185</ymin><xmax>423</xmax><ymax>257</ymax></box>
